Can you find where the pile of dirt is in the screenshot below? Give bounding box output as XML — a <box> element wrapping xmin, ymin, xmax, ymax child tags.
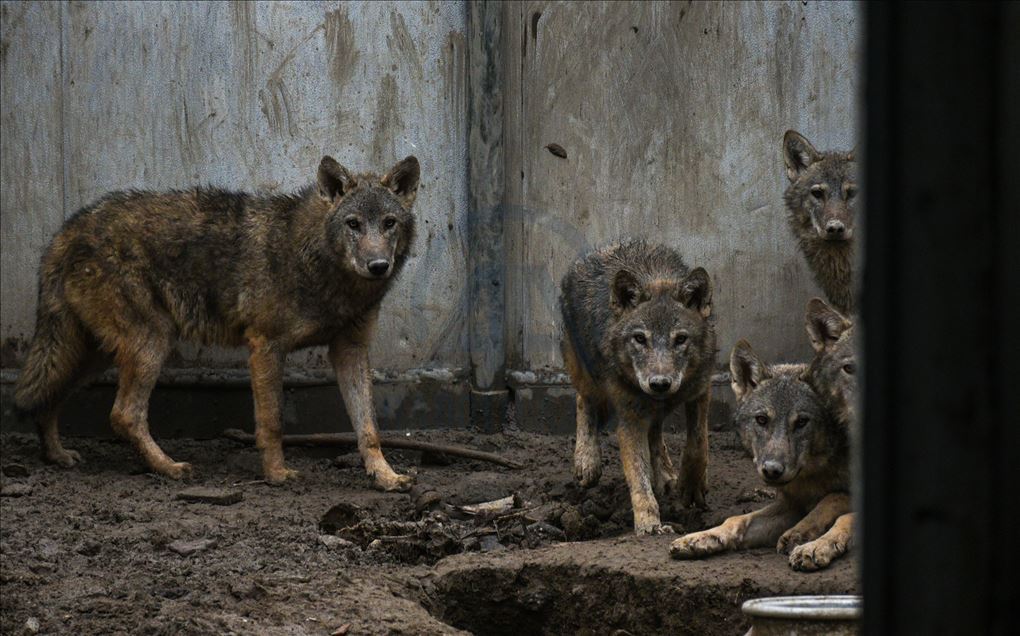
<box><xmin>0</xmin><ymin>429</ymin><xmax>855</xmax><ymax>635</ymax></box>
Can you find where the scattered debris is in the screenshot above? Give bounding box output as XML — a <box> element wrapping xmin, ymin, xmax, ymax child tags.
<box><xmin>410</xmin><ymin>485</ymin><xmax>443</xmax><ymax>514</ymax></box>
<box><xmin>23</xmin><ymin>617</ymin><xmax>40</xmax><ymax>635</ymax></box>
<box><xmin>2</xmin><ymin>464</ymin><xmax>29</xmax><ymax>478</ymax></box>
<box><xmin>331</xmin><ymin>624</ymin><xmax>351</xmax><ymax>636</ymax></box>
<box><xmin>1</xmin><ymin>483</ymin><xmax>32</xmax><ymax>497</ymax></box>
<box><xmin>333</xmin><ymin>453</ymin><xmax>363</xmax><ymax>469</ymax></box>
<box><xmin>168</xmin><ymin>538</ymin><xmax>217</xmax><ymax>556</ymax></box>
<box><xmin>319</xmin><ymin>503</ymin><xmax>364</xmax><ymax>534</ymax></box>
<box><xmin>545</xmin><ymin>143</ymin><xmax>568</xmax><ymax>158</ymax></box>
<box><xmin>223</xmin><ymin>428</ymin><xmax>522</xmax><ymax>469</ymax></box>
<box><xmin>229</xmin><ymin>580</ymin><xmax>268</xmax><ymax>600</ymax></box>
<box><xmin>736</xmin><ymin>488</ymin><xmax>775</xmax><ymax>503</ymax></box>
<box><xmin>176</xmin><ymin>487</ymin><xmax>243</xmax><ymax>506</ymax></box>
<box><xmin>456</xmin><ymin>494</ymin><xmax>519</xmax><ymax>518</ymax></box>
<box><xmin>318</xmin><ymin>535</ymin><xmax>357</xmax><ymax>551</ymax></box>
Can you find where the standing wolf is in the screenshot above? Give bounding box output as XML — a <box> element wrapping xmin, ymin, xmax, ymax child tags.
<box><xmin>669</xmin><ymin>337</ymin><xmax>850</xmax><ymax>569</ymax></box>
<box><xmin>560</xmin><ymin>241</ymin><xmax>716</xmax><ymax>534</ymax></box>
<box><xmin>14</xmin><ymin>155</ymin><xmax>420</xmax><ymax>490</ymax></box>
<box><xmin>783</xmin><ymin>130</ymin><xmax>857</xmax><ymax>313</ymax></box>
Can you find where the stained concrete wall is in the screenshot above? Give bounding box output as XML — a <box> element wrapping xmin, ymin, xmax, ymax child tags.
<box><xmin>0</xmin><ymin>1</ymin><xmax>860</xmax><ymax>434</ymax></box>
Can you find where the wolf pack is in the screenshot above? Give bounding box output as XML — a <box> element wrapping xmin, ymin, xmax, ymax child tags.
<box><xmin>14</xmin><ymin>130</ymin><xmax>856</xmax><ymax>572</ymax></box>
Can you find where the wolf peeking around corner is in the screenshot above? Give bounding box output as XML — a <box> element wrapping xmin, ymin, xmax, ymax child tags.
<box><xmin>559</xmin><ymin>241</ymin><xmax>716</xmax><ymax>534</ymax></box>
<box><xmin>669</xmin><ymin>332</ymin><xmax>851</xmax><ymax>570</ymax></box>
<box><xmin>783</xmin><ymin>130</ymin><xmax>857</xmax><ymax>314</ymax></box>
<box><xmin>14</xmin><ymin>155</ymin><xmax>420</xmax><ymax>491</ymax></box>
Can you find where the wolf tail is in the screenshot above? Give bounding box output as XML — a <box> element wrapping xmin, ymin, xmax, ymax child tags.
<box><xmin>13</xmin><ymin>300</ymin><xmax>89</xmax><ymax>416</ymax></box>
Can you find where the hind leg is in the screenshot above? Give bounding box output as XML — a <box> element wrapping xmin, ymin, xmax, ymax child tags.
<box><xmin>36</xmin><ymin>405</ymin><xmax>81</xmax><ymax>467</ymax></box>
<box><xmin>573</xmin><ymin>393</ymin><xmax>603</xmax><ymax>487</ymax></box>
<box><xmin>109</xmin><ymin>339</ymin><xmax>190</xmax><ymax>479</ymax></box>
<box><xmin>247</xmin><ymin>334</ymin><xmax>298</xmax><ymax>484</ymax></box>
<box><xmin>650</xmin><ymin>420</ymin><xmax>679</xmax><ymax>499</ymax></box>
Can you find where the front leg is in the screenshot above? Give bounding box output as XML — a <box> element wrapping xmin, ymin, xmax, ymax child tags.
<box><xmin>329</xmin><ymin>318</ymin><xmax>412</xmax><ymax>493</ymax></box>
<box><xmin>777</xmin><ymin>492</ymin><xmax>851</xmax><ymax>554</ymax></box>
<box><xmin>649</xmin><ymin>419</ymin><xmax>680</xmax><ymax>499</ymax></box>
<box><xmin>670</xmin><ymin>500</ymin><xmax>801</xmax><ymax>559</ymax></box>
<box><xmin>789</xmin><ymin>512</ymin><xmax>855</xmax><ymax>571</ymax></box>
<box><xmin>247</xmin><ymin>334</ymin><xmax>297</xmax><ymax>484</ymax></box>
<box><xmin>680</xmin><ymin>387</ymin><xmax>711</xmax><ymax>509</ymax></box>
<box><xmin>617</xmin><ymin>416</ymin><xmax>670</xmax><ymax>535</ymax></box>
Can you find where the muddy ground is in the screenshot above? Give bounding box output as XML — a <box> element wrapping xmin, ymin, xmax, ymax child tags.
<box><xmin>0</xmin><ymin>429</ymin><xmax>856</xmax><ymax>635</ymax></box>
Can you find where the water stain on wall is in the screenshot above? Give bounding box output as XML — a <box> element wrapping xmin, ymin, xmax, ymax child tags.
<box><xmin>324</xmin><ymin>6</ymin><xmax>359</xmax><ymax>90</ymax></box>
<box><xmin>371</xmin><ymin>73</ymin><xmax>402</xmax><ymax>166</ymax></box>
<box><xmin>387</xmin><ymin>11</ymin><xmax>423</xmax><ymax>87</ymax></box>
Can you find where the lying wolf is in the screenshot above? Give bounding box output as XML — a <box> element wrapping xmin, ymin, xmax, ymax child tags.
<box><xmin>783</xmin><ymin>130</ymin><xmax>857</xmax><ymax>313</ymax></box>
<box><xmin>560</xmin><ymin>241</ymin><xmax>717</xmax><ymax>534</ymax></box>
<box><xmin>669</xmin><ymin>338</ymin><xmax>850</xmax><ymax>568</ymax></box>
<box><xmin>14</xmin><ymin>155</ymin><xmax>420</xmax><ymax>490</ymax></box>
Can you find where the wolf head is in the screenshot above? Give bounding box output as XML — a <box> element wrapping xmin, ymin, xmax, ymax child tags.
<box><xmin>316</xmin><ymin>155</ymin><xmax>420</xmax><ymax>280</ymax></box>
<box><xmin>730</xmin><ymin>340</ymin><xmax>834</xmax><ymax>487</ymax></box>
<box><xmin>804</xmin><ymin>298</ymin><xmax>856</xmax><ymax>427</ymax></box>
<box><xmin>782</xmin><ymin>130</ymin><xmax>857</xmax><ymax>242</ymax></box>
<box><xmin>608</xmin><ymin>267</ymin><xmax>713</xmax><ymax>399</ymax></box>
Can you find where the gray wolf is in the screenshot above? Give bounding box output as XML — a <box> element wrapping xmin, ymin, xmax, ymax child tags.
<box><xmin>783</xmin><ymin>130</ymin><xmax>858</xmax><ymax>313</ymax></box>
<box><xmin>559</xmin><ymin>240</ymin><xmax>717</xmax><ymax>534</ymax></box>
<box><xmin>14</xmin><ymin>155</ymin><xmax>420</xmax><ymax>491</ymax></box>
<box><xmin>669</xmin><ymin>337</ymin><xmax>850</xmax><ymax>569</ymax></box>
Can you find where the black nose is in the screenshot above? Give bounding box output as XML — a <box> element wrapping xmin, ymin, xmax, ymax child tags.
<box><xmin>825</xmin><ymin>220</ymin><xmax>846</xmax><ymax>237</ymax></box>
<box><xmin>368</xmin><ymin>260</ymin><xmax>391</xmax><ymax>276</ymax></box>
<box><xmin>761</xmin><ymin>461</ymin><xmax>785</xmax><ymax>481</ymax></box>
<box><xmin>649</xmin><ymin>376</ymin><xmax>672</xmax><ymax>393</ymax></box>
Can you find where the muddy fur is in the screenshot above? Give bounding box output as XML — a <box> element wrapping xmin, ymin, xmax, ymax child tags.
<box><xmin>13</xmin><ymin>155</ymin><xmax>421</xmax><ymax>490</ymax></box>
<box><xmin>670</xmin><ymin>339</ymin><xmax>851</xmax><ymax>571</ymax></box>
<box><xmin>559</xmin><ymin>240</ymin><xmax>717</xmax><ymax>534</ymax></box>
<box><xmin>782</xmin><ymin>130</ymin><xmax>858</xmax><ymax>313</ymax></box>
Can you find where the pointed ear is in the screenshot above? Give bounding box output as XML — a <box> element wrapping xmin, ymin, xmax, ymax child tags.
<box><xmin>805</xmin><ymin>297</ymin><xmax>853</xmax><ymax>352</ymax></box>
<box><xmin>611</xmin><ymin>269</ymin><xmax>646</xmax><ymax>312</ymax></box>
<box><xmin>783</xmin><ymin>130</ymin><xmax>821</xmax><ymax>182</ymax></box>
<box><xmin>730</xmin><ymin>339</ymin><xmax>772</xmax><ymax>402</ymax></box>
<box><xmin>679</xmin><ymin>267</ymin><xmax>712</xmax><ymax>318</ymax></box>
<box><xmin>317</xmin><ymin>156</ymin><xmax>355</xmax><ymax>203</ymax></box>
<box><xmin>381</xmin><ymin>156</ymin><xmax>420</xmax><ymax>209</ymax></box>
<box><xmin>846</xmin><ymin>147</ymin><xmax>856</xmax><ymax>162</ymax></box>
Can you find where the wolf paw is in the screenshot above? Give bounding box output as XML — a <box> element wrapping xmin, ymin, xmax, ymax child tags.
<box><xmin>669</xmin><ymin>530</ymin><xmax>729</xmax><ymax>559</ymax></box>
<box><xmin>573</xmin><ymin>457</ymin><xmax>602</xmax><ymax>488</ymax></box>
<box><xmin>45</xmin><ymin>447</ymin><xmax>82</xmax><ymax>468</ymax></box>
<box><xmin>789</xmin><ymin>535</ymin><xmax>849</xmax><ymax>571</ymax></box>
<box><xmin>678</xmin><ymin>478</ymin><xmax>708</xmax><ymax>510</ymax></box>
<box><xmin>156</xmin><ymin>461</ymin><xmax>194</xmax><ymax>480</ymax></box>
<box><xmin>265</xmin><ymin>466</ymin><xmax>301</xmax><ymax>485</ymax></box>
<box><xmin>374</xmin><ymin>471</ymin><xmax>414</xmax><ymax>493</ymax></box>
<box><xmin>777</xmin><ymin>528</ymin><xmax>812</xmax><ymax>555</ymax></box>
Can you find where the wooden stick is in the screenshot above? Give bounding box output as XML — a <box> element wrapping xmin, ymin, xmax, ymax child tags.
<box><xmin>221</xmin><ymin>429</ymin><xmax>523</xmax><ymax>469</ymax></box>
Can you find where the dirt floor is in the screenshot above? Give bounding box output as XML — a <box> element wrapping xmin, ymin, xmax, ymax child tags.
<box><xmin>0</xmin><ymin>428</ymin><xmax>857</xmax><ymax>635</ymax></box>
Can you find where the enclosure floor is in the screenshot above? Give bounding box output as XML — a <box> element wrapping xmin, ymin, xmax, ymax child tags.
<box><xmin>0</xmin><ymin>430</ymin><xmax>856</xmax><ymax>635</ymax></box>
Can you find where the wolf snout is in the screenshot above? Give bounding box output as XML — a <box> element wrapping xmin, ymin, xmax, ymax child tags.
<box><xmin>367</xmin><ymin>259</ymin><xmax>391</xmax><ymax>276</ymax></box>
<box><xmin>824</xmin><ymin>220</ymin><xmax>847</xmax><ymax>239</ymax></box>
<box><xmin>649</xmin><ymin>376</ymin><xmax>673</xmax><ymax>394</ymax></box>
<box><xmin>760</xmin><ymin>460</ymin><xmax>786</xmax><ymax>482</ymax></box>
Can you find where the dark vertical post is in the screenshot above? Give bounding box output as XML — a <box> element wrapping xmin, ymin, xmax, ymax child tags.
<box><xmin>863</xmin><ymin>2</ymin><xmax>1018</xmax><ymax>633</ymax></box>
<box><xmin>466</xmin><ymin>1</ymin><xmax>508</xmax><ymax>431</ymax></box>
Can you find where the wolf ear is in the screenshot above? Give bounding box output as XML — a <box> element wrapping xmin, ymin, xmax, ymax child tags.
<box><xmin>805</xmin><ymin>297</ymin><xmax>853</xmax><ymax>352</ymax></box>
<box><xmin>783</xmin><ymin>130</ymin><xmax>821</xmax><ymax>182</ymax></box>
<box><xmin>381</xmin><ymin>156</ymin><xmax>421</xmax><ymax>209</ymax></box>
<box><xmin>679</xmin><ymin>267</ymin><xmax>712</xmax><ymax>318</ymax></box>
<box><xmin>317</xmin><ymin>156</ymin><xmax>354</xmax><ymax>203</ymax></box>
<box><xmin>846</xmin><ymin>147</ymin><xmax>856</xmax><ymax>162</ymax></box>
<box><xmin>730</xmin><ymin>340</ymin><xmax>772</xmax><ymax>402</ymax></box>
<box><xmin>611</xmin><ymin>269</ymin><xmax>646</xmax><ymax>312</ymax></box>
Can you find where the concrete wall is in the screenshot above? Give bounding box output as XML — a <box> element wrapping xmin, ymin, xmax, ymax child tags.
<box><xmin>0</xmin><ymin>1</ymin><xmax>860</xmax><ymax>434</ymax></box>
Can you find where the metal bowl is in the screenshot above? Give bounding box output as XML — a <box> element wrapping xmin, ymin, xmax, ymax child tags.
<box><xmin>741</xmin><ymin>595</ymin><xmax>862</xmax><ymax>635</ymax></box>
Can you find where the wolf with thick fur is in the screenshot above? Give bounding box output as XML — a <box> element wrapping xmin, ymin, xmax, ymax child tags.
<box><xmin>783</xmin><ymin>130</ymin><xmax>858</xmax><ymax>313</ymax></box>
<box><xmin>560</xmin><ymin>241</ymin><xmax>716</xmax><ymax>534</ymax></box>
<box><xmin>14</xmin><ymin>156</ymin><xmax>420</xmax><ymax>490</ymax></box>
<box><xmin>669</xmin><ymin>338</ymin><xmax>850</xmax><ymax>568</ymax></box>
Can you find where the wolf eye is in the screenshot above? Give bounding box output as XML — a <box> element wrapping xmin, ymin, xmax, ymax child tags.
<box><xmin>755</xmin><ymin>415</ymin><xmax>769</xmax><ymax>427</ymax></box>
<box><xmin>383</xmin><ymin>217</ymin><xmax>397</xmax><ymax>229</ymax></box>
<box><xmin>845</xmin><ymin>186</ymin><xmax>858</xmax><ymax>199</ymax></box>
<box><xmin>674</xmin><ymin>334</ymin><xmax>688</xmax><ymax>346</ymax></box>
<box><xmin>842</xmin><ymin>363</ymin><xmax>856</xmax><ymax>375</ymax></box>
<box><xmin>346</xmin><ymin>218</ymin><xmax>361</xmax><ymax>230</ymax></box>
<box><xmin>810</xmin><ymin>186</ymin><xmax>825</xmax><ymax>199</ymax></box>
<box><xmin>794</xmin><ymin>416</ymin><xmax>811</xmax><ymax>430</ymax></box>
<box><xmin>632</xmin><ymin>333</ymin><xmax>647</xmax><ymax>345</ymax></box>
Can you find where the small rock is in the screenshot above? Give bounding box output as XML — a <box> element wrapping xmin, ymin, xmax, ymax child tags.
<box><xmin>462</xmin><ymin>536</ymin><xmax>480</xmax><ymax>551</ymax></box>
<box><xmin>545</xmin><ymin>143</ymin><xmax>568</xmax><ymax>158</ymax></box>
<box><xmin>320</xmin><ymin>503</ymin><xmax>364</xmax><ymax>533</ymax></box>
<box><xmin>229</xmin><ymin>580</ymin><xmax>268</xmax><ymax>600</ymax></box>
<box><xmin>75</xmin><ymin>539</ymin><xmax>102</xmax><ymax>556</ymax></box>
<box><xmin>368</xmin><ymin>539</ymin><xmax>383</xmax><ymax>550</ymax></box>
<box><xmin>331</xmin><ymin>624</ymin><xmax>351</xmax><ymax>636</ymax></box>
<box><xmin>168</xmin><ymin>538</ymin><xmax>216</xmax><ymax>556</ymax></box>
<box><xmin>2</xmin><ymin>464</ymin><xmax>29</xmax><ymax>478</ymax></box>
<box><xmin>560</xmin><ymin>506</ymin><xmax>584</xmax><ymax>539</ymax></box>
<box><xmin>318</xmin><ymin>535</ymin><xmax>356</xmax><ymax>550</ymax></box>
<box><xmin>526</xmin><ymin>521</ymin><xmax>566</xmax><ymax>541</ymax></box>
<box><xmin>525</xmin><ymin>502</ymin><xmax>564</xmax><ymax>525</ymax></box>
<box><xmin>1</xmin><ymin>483</ymin><xmax>32</xmax><ymax>497</ymax></box>
<box><xmin>176</xmin><ymin>487</ymin><xmax>243</xmax><ymax>506</ymax></box>
<box><xmin>478</xmin><ymin>534</ymin><xmax>503</xmax><ymax>552</ymax></box>
<box><xmin>23</xmin><ymin>617</ymin><xmax>40</xmax><ymax>634</ymax></box>
<box><xmin>333</xmin><ymin>453</ymin><xmax>362</xmax><ymax>469</ymax></box>
<box><xmin>410</xmin><ymin>485</ymin><xmax>443</xmax><ymax>513</ymax></box>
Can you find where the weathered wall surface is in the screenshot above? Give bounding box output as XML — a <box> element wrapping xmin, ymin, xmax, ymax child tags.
<box><xmin>1</xmin><ymin>0</ymin><xmax>469</xmax><ymax>374</ymax></box>
<box><xmin>503</xmin><ymin>1</ymin><xmax>860</xmax><ymax>376</ymax></box>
